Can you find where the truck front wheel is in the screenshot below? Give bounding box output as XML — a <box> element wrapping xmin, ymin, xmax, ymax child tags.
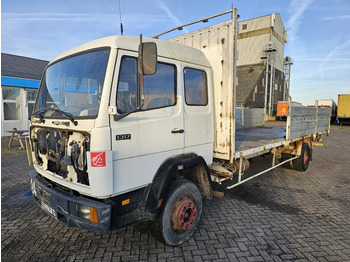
<box><xmin>153</xmin><ymin>179</ymin><xmax>202</xmax><ymax>246</ymax></box>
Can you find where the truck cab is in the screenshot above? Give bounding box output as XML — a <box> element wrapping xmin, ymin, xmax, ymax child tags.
<box><xmin>28</xmin><ymin>35</ymin><xmax>215</xmax><ymax>245</ymax></box>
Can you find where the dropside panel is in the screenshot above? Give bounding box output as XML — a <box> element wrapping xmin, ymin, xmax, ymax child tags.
<box><xmin>286</xmin><ymin>106</ymin><xmax>330</xmax><ymax>140</ymax></box>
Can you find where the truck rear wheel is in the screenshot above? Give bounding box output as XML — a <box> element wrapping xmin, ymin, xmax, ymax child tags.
<box><xmin>153</xmin><ymin>179</ymin><xmax>202</xmax><ymax>246</ymax></box>
<box><xmin>293</xmin><ymin>143</ymin><xmax>310</xmax><ymax>171</ymax></box>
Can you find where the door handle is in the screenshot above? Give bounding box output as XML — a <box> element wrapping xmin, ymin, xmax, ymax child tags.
<box><xmin>171</xmin><ymin>128</ymin><xmax>184</xmax><ymax>134</ymax></box>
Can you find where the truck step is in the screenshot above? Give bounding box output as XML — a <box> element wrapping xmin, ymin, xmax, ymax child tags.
<box><xmin>209</xmin><ymin>163</ymin><xmax>234</xmax><ymax>178</ymax></box>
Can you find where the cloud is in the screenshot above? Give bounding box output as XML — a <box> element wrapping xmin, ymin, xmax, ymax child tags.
<box><xmin>324</xmin><ymin>15</ymin><xmax>350</xmax><ymax>20</ymax></box>
<box><xmin>152</xmin><ymin>0</ymin><xmax>188</xmax><ymax>33</ymax></box>
<box><xmin>2</xmin><ymin>12</ymin><xmax>165</xmax><ymax>23</ymax></box>
<box><xmin>286</xmin><ymin>0</ymin><xmax>315</xmax><ymax>43</ymax></box>
<box><xmin>319</xmin><ymin>39</ymin><xmax>350</xmax><ymax>75</ymax></box>
<box><xmin>2</xmin><ymin>12</ymin><xmax>113</xmax><ymax>22</ymax></box>
<box><xmin>2</xmin><ymin>11</ymin><xmax>167</xmax><ymax>60</ymax></box>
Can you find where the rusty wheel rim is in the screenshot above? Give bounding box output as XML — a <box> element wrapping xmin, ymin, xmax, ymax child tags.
<box><xmin>171</xmin><ymin>195</ymin><xmax>197</xmax><ymax>233</ymax></box>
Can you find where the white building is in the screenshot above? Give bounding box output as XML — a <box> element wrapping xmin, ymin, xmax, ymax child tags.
<box><xmin>1</xmin><ymin>53</ymin><xmax>48</xmax><ymax>136</ymax></box>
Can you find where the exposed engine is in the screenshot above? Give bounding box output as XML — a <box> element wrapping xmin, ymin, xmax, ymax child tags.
<box><xmin>32</xmin><ymin>129</ymin><xmax>90</xmax><ymax>185</ymax></box>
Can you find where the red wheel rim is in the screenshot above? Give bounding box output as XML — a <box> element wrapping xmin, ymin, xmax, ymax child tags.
<box><xmin>171</xmin><ymin>195</ymin><xmax>197</xmax><ymax>233</ymax></box>
<box><xmin>304</xmin><ymin>149</ymin><xmax>309</xmax><ymax>165</ymax></box>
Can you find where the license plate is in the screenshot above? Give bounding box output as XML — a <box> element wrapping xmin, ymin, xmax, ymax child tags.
<box><xmin>41</xmin><ymin>201</ymin><xmax>57</xmax><ymax>218</ymax></box>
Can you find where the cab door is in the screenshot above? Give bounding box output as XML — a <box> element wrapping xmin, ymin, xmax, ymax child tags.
<box><xmin>182</xmin><ymin>65</ymin><xmax>214</xmax><ymax>164</ymax></box>
<box><xmin>110</xmin><ymin>51</ymin><xmax>184</xmax><ymax>194</ymax></box>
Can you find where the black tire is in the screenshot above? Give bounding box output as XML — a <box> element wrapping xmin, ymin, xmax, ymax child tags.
<box><xmin>152</xmin><ymin>179</ymin><xmax>202</xmax><ymax>246</ymax></box>
<box><xmin>293</xmin><ymin>143</ymin><xmax>310</xmax><ymax>171</ymax></box>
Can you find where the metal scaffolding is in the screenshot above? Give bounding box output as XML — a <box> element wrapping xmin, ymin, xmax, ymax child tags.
<box><xmin>283</xmin><ymin>56</ymin><xmax>293</xmax><ymax>101</ymax></box>
<box><xmin>263</xmin><ymin>42</ymin><xmax>277</xmax><ymax>117</ymax></box>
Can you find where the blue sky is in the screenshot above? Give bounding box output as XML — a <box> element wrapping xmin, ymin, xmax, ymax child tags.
<box><xmin>2</xmin><ymin>0</ymin><xmax>350</xmax><ymax>105</ymax></box>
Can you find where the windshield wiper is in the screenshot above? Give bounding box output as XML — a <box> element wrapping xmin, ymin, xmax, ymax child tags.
<box><xmin>114</xmin><ymin>104</ymin><xmax>143</xmax><ymax>121</ymax></box>
<box><xmin>33</xmin><ymin>107</ymin><xmax>50</xmax><ymax>123</ymax></box>
<box><xmin>33</xmin><ymin>107</ymin><xmax>78</xmax><ymax>126</ymax></box>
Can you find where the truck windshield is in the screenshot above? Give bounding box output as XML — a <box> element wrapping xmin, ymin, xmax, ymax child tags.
<box><xmin>34</xmin><ymin>49</ymin><xmax>110</xmax><ymax>118</ymax></box>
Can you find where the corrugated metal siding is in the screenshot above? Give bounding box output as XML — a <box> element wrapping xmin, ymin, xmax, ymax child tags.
<box><xmin>240</xmin><ymin>15</ymin><xmax>271</xmax><ymax>32</ymax></box>
<box><xmin>271</xmin><ymin>37</ymin><xmax>284</xmax><ymax>71</ymax></box>
<box><xmin>237</xmin><ymin>34</ymin><xmax>270</xmax><ymax>66</ymax></box>
<box><xmin>272</xmin><ymin>14</ymin><xmax>285</xmax><ymax>40</ymax></box>
<box><xmin>237</xmin><ymin>14</ymin><xmax>285</xmax><ymax>72</ymax></box>
<box><xmin>338</xmin><ymin>94</ymin><xmax>350</xmax><ymax>118</ymax></box>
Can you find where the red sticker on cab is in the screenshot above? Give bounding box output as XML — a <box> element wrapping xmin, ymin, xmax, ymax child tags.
<box><xmin>91</xmin><ymin>152</ymin><xmax>106</xmax><ymax>167</ymax></box>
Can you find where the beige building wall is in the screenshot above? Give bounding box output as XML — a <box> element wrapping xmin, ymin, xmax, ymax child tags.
<box><xmin>237</xmin><ymin>14</ymin><xmax>286</xmax><ymax>71</ymax></box>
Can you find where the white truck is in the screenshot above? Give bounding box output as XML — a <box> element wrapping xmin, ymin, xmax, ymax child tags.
<box><xmin>26</xmin><ymin>9</ymin><xmax>330</xmax><ymax>246</ymax></box>
<box><xmin>316</xmin><ymin>99</ymin><xmax>337</xmax><ymax>123</ymax></box>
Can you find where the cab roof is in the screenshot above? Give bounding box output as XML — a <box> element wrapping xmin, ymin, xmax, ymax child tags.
<box><xmin>51</xmin><ymin>35</ymin><xmax>211</xmax><ymax>68</ymax></box>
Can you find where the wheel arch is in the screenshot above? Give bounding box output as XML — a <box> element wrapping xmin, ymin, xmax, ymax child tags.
<box><xmin>146</xmin><ymin>153</ymin><xmax>213</xmax><ymax>215</ymax></box>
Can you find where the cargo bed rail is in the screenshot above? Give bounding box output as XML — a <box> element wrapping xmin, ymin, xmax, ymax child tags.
<box><xmin>152</xmin><ymin>9</ymin><xmax>235</xmax><ymax>39</ymax></box>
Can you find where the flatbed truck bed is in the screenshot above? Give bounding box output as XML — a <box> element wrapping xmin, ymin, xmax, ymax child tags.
<box><xmin>210</xmin><ymin>103</ymin><xmax>331</xmax><ymax>189</ymax></box>
<box><xmin>235</xmin><ymin>125</ymin><xmax>285</xmax><ymax>154</ymax></box>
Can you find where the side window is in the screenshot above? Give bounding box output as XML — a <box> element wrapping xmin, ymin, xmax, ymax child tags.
<box><xmin>117</xmin><ymin>56</ymin><xmax>176</xmax><ymax>114</ymax></box>
<box><xmin>117</xmin><ymin>57</ymin><xmax>138</xmax><ymax>114</ymax></box>
<box><xmin>143</xmin><ymin>63</ymin><xmax>176</xmax><ymax>110</ymax></box>
<box><xmin>184</xmin><ymin>68</ymin><xmax>208</xmax><ymax>106</ymax></box>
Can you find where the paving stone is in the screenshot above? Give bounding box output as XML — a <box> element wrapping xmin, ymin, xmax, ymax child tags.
<box><xmin>1</xmin><ymin>126</ymin><xmax>350</xmax><ymax>261</ymax></box>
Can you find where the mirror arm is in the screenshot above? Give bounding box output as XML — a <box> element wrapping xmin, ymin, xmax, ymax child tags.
<box><xmin>115</xmin><ymin>35</ymin><xmax>157</xmax><ymax>122</ymax></box>
<box><xmin>139</xmin><ymin>34</ymin><xmax>145</xmax><ymax>107</ymax></box>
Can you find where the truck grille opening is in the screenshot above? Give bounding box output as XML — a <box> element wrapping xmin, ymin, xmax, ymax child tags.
<box><xmin>33</xmin><ymin>129</ymin><xmax>90</xmax><ymax>186</ymax></box>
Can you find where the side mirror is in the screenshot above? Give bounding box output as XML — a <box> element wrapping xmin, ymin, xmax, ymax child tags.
<box><xmin>139</xmin><ymin>42</ymin><xmax>157</xmax><ymax>75</ymax></box>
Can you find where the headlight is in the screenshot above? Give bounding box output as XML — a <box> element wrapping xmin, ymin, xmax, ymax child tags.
<box><xmin>76</xmin><ymin>203</ymin><xmax>98</xmax><ymax>223</ymax></box>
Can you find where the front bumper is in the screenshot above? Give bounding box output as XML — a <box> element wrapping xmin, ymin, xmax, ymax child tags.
<box><xmin>29</xmin><ymin>170</ymin><xmax>111</xmax><ymax>234</ymax></box>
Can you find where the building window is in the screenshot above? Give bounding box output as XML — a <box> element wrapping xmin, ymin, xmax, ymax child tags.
<box><xmin>27</xmin><ymin>89</ymin><xmax>38</xmax><ymax>120</ymax></box>
<box><xmin>2</xmin><ymin>87</ymin><xmax>21</xmax><ymax>120</ymax></box>
<box><xmin>4</xmin><ymin>103</ymin><xmax>21</xmax><ymax>120</ymax></box>
<box><xmin>184</xmin><ymin>68</ymin><xmax>208</xmax><ymax>106</ymax></box>
<box><xmin>242</xmin><ymin>24</ymin><xmax>247</xmax><ymax>30</ymax></box>
<box><xmin>2</xmin><ymin>86</ymin><xmax>20</xmax><ymax>100</ymax></box>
